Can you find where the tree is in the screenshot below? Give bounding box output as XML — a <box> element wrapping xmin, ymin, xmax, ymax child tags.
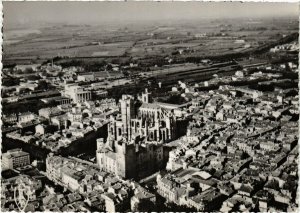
<box><xmin>132</xmin><ymin>200</ymin><xmax>155</xmax><ymax>212</ymax></box>
<box><xmin>111</xmin><ymin>58</ymin><xmax>120</xmax><ymax>64</ymax></box>
<box><xmin>106</xmin><ymin>64</ymin><xmax>113</xmax><ymax>71</ymax></box>
<box><xmin>57</xmin><ymin>71</ymin><xmax>64</xmax><ymax>77</ymax></box>
<box><xmin>2</xmin><ymin>78</ymin><xmax>20</xmax><ymax>87</ymax></box>
<box><xmin>15</xmin><ymin>69</ymin><xmax>23</xmax><ymax>75</ymax></box>
<box><xmin>122</xmin><ymin>71</ymin><xmax>129</xmax><ymax>77</ymax></box>
<box><xmin>37</xmin><ymin>80</ymin><xmax>52</xmax><ymax>91</ymax></box>
<box><xmin>24</xmin><ymin>67</ymin><xmax>34</xmax><ymax>74</ymax></box>
<box><xmin>26</xmin><ymin>75</ymin><xmax>41</xmax><ymax>81</ymax></box>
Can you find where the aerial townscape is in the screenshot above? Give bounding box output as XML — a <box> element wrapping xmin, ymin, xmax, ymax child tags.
<box><xmin>1</xmin><ymin>2</ymin><xmax>299</xmax><ymax>212</ymax></box>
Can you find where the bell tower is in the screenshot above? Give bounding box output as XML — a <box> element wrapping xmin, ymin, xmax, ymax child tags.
<box><xmin>142</xmin><ymin>88</ymin><xmax>152</xmax><ymax>103</ymax></box>
<box><xmin>120</xmin><ymin>95</ymin><xmax>135</xmax><ymax>141</ymax></box>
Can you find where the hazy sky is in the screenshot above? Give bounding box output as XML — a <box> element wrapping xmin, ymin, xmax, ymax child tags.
<box><xmin>4</xmin><ymin>2</ymin><xmax>299</xmax><ymax>28</ymax></box>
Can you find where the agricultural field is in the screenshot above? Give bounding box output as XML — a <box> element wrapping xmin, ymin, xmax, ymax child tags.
<box><xmin>3</xmin><ymin>17</ymin><xmax>298</xmax><ymax>66</ymax></box>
